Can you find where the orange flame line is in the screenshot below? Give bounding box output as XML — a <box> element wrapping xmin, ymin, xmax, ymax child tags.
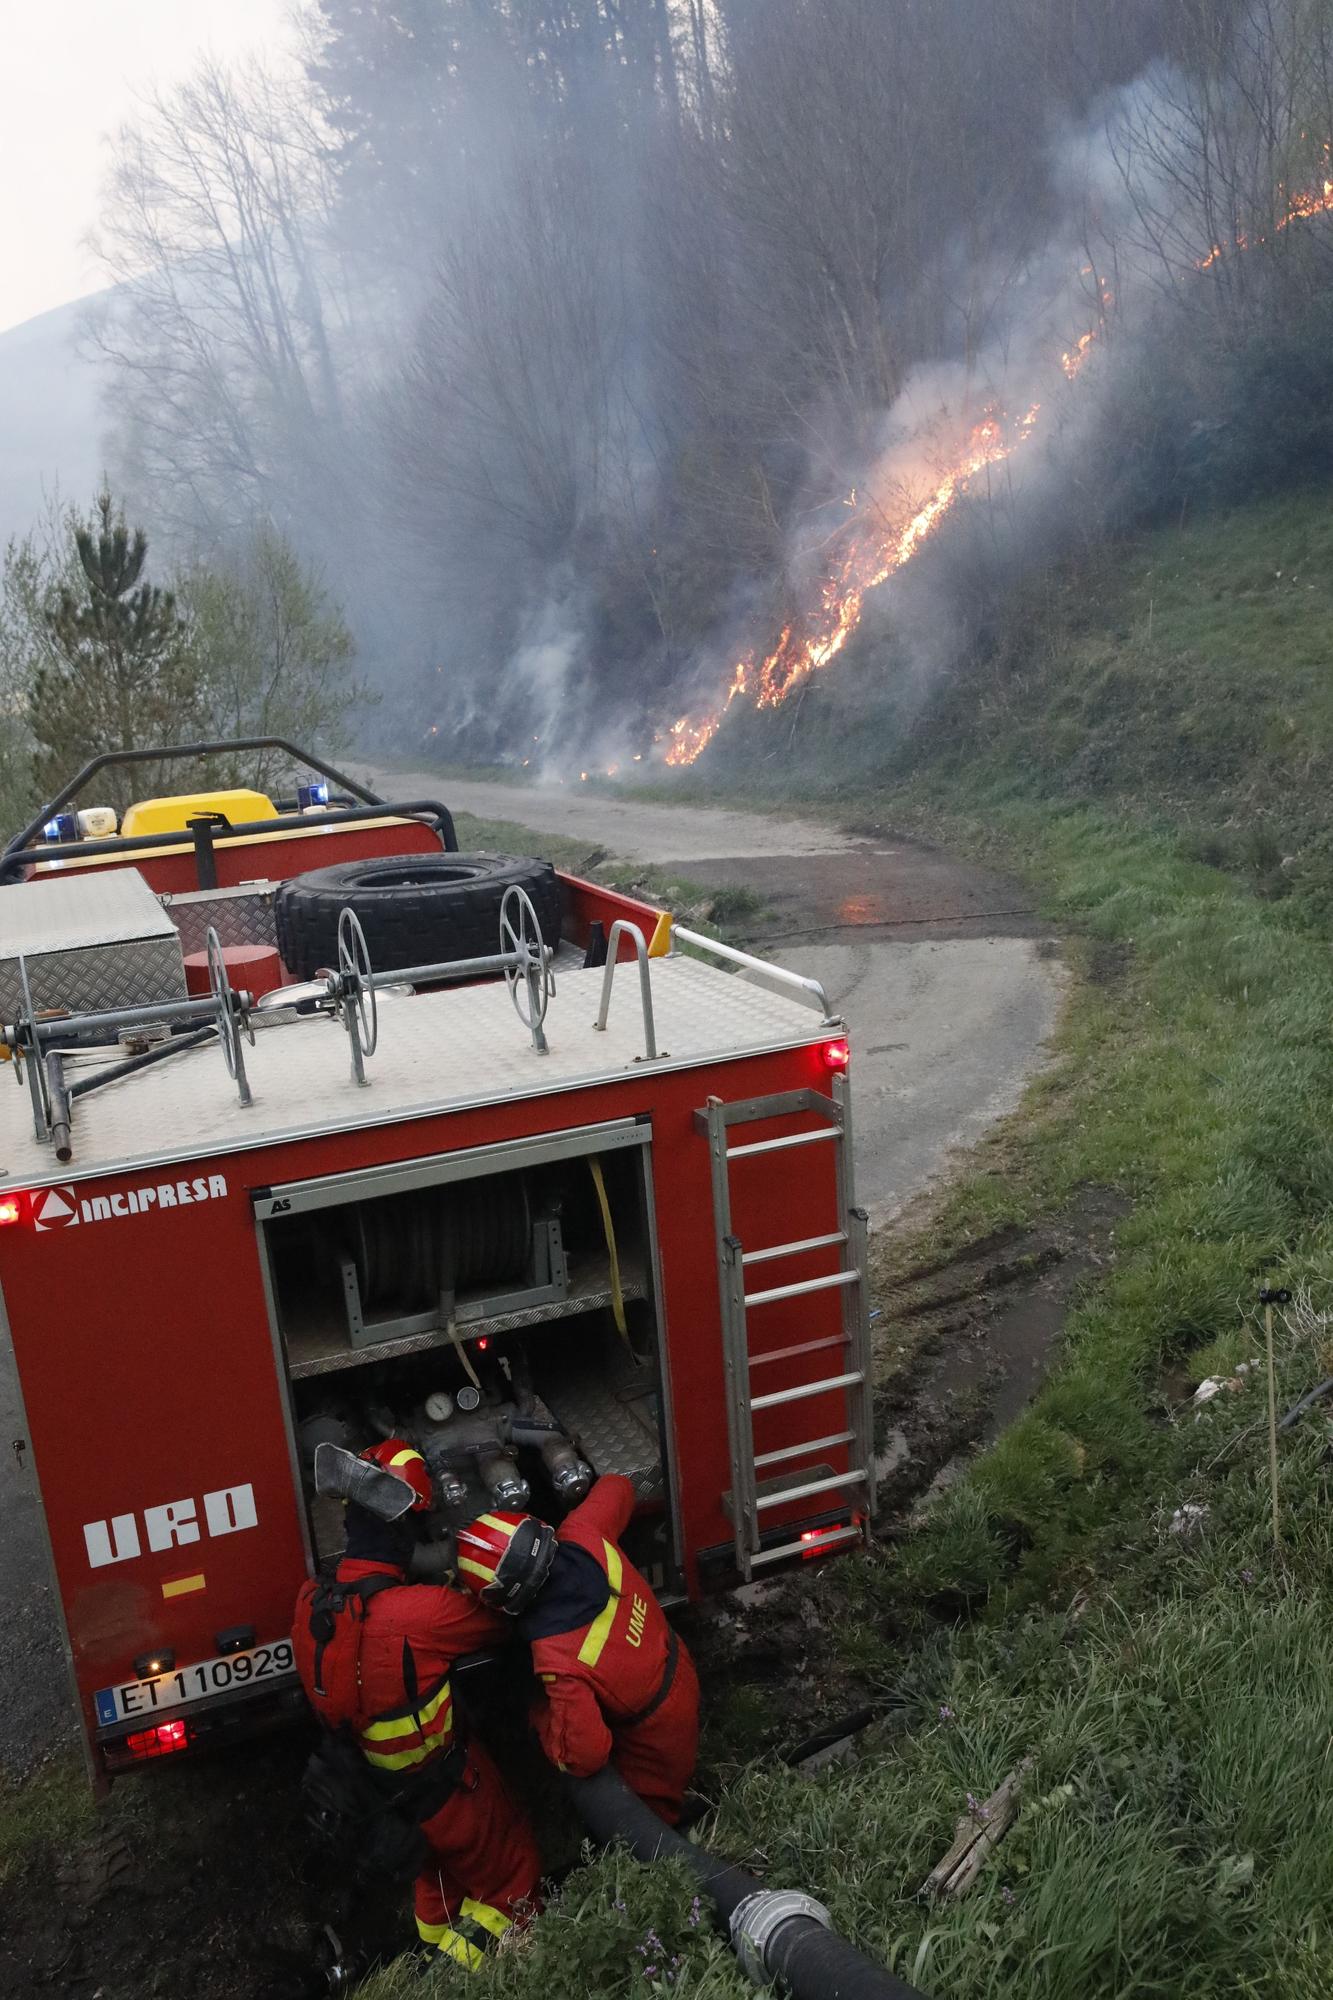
<box><xmin>661</xmin><ymin>159</ymin><xmax>1333</xmax><ymax>769</ymax></box>
<box><xmin>662</xmin><ymin>408</ymin><xmax>1033</xmax><ymax>766</ymax></box>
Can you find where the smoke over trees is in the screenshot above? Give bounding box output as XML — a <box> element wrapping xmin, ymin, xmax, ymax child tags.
<box><xmin>83</xmin><ymin>0</ymin><xmax>1333</xmax><ymax>763</ymax></box>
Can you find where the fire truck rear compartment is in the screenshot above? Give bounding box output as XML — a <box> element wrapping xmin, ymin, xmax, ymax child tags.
<box><xmin>259</xmin><ymin>1134</ymin><xmax>674</xmax><ymax>1570</ymax></box>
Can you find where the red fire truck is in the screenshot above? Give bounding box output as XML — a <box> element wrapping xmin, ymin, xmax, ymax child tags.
<box><xmin>0</xmin><ymin>741</ymin><xmax>873</xmax><ymax>1785</ymax></box>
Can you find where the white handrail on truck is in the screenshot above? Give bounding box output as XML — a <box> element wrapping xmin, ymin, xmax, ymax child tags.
<box><xmin>671</xmin><ymin>925</ymin><xmax>831</xmax><ymax>1020</ymax></box>
<box><xmin>593</xmin><ymin>921</ymin><xmax>659</xmax><ymax>1060</ymax></box>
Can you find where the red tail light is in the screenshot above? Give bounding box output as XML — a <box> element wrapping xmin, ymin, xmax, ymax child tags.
<box><xmin>800</xmin><ymin>1524</ymin><xmax>851</xmax><ymax>1557</ymax></box>
<box><xmin>123</xmin><ymin>1718</ymin><xmax>191</xmax><ymax>1760</ymax></box>
<box><xmin>822</xmin><ymin>1039</ymin><xmax>850</xmax><ymax>1070</ymax></box>
<box><xmin>0</xmin><ymin>1196</ymin><xmax>21</xmax><ymax>1226</ymax></box>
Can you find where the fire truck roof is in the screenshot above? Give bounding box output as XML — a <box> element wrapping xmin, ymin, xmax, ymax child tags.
<box><xmin>0</xmin><ymin>953</ymin><xmax>835</xmax><ymax>1189</ymax></box>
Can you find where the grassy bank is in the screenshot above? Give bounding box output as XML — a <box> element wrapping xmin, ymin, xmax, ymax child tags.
<box><xmin>359</xmin><ymin>797</ymin><xmax>1333</xmax><ymax>2000</ymax></box>
<box><xmin>360</xmin><ymin>500</ymin><xmax>1333</xmax><ymax>1996</ymax></box>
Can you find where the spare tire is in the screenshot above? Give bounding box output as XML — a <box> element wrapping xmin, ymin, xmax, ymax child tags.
<box><xmin>275</xmin><ymin>852</ymin><xmax>562</xmax><ymax>979</ymax></box>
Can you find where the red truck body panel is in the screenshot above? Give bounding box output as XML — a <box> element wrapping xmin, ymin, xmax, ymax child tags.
<box><xmin>0</xmin><ymin>781</ymin><xmax>866</xmax><ymax>1779</ymax></box>
<box><xmin>25</xmin><ymin>817</ymin><xmax>442</xmax><ymax>896</ymax></box>
<box><xmin>1</xmin><ymin>1040</ymin><xmax>848</xmax><ymax>1746</ymax></box>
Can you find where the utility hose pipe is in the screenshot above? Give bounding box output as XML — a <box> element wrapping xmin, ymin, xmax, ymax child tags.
<box><xmin>567</xmin><ymin>1766</ymin><xmax>931</xmax><ymax>1999</ymax></box>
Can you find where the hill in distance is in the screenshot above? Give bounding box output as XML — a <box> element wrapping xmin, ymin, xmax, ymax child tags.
<box><xmin>0</xmin><ymin>293</ymin><xmax>105</xmax><ymax>550</ymax></box>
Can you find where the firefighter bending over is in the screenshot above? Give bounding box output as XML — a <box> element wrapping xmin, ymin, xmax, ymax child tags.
<box><xmin>457</xmin><ymin>1474</ymin><xmax>700</xmax><ymax>1822</ymax></box>
<box><xmin>292</xmin><ymin>1440</ymin><xmax>541</xmax><ymax>1972</ymax></box>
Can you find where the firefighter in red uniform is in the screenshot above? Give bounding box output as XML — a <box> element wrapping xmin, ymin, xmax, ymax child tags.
<box><xmin>293</xmin><ymin>1440</ymin><xmax>542</xmax><ymax>1972</ymax></box>
<box><xmin>456</xmin><ymin>1474</ymin><xmax>700</xmax><ymax>1823</ymax></box>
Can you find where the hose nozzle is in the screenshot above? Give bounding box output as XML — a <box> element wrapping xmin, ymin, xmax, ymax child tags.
<box><xmin>480</xmin><ymin>1453</ymin><xmax>530</xmax><ymax>1508</ymax></box>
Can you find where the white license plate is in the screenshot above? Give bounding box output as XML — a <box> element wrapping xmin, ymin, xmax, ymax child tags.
<box><xmin>94</xmin><ymin>1638</ymin><xmax>295</xmax><ymax>1728</ymax></box>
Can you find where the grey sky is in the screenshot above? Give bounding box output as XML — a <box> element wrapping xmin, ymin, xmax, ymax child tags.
<box><xmin>0</xmin><ymin>0</ymin><xmax>296</xmax><ymax>334</ymax></box>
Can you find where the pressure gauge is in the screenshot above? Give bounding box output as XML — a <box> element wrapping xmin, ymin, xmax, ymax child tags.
<box><xmin>424</xmin><ymin>1391</ymin><xmax>454</xmax><ymax>1423</ymax></box>
<box><xmin>456</xmin><ymin>1385</ymin><xmax>482</xmax><ymax>1413</ymax></box>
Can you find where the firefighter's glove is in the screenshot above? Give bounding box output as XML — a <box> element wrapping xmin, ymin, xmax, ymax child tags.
<box><xmin>530</xmin><ymin>1672</ymin><xmax>613</xmax><ymax>1779</ymax></box>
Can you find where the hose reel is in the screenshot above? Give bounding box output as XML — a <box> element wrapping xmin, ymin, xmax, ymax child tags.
<box><xmin>325</xmin><ymin>885</ymin><xmax>556</xmax><ymax>1086</ymax></box>
<box><xmin>336</xmin><ymin>1172</ymin><xmax>568</xmax><ymax>1353</ymax></box>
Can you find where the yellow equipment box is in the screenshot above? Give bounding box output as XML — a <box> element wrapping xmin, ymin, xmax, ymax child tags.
<box><xmin>121</xmin><ymin>789</ymin><xmax>278</xmax><ymax>837</ymax></box>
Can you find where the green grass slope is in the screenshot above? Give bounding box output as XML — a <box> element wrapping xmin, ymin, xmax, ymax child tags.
<box><xmin>356</xmin><ymin>498</ymin><xmax>1333</xmax><ymax>1997</ymax></box>
<box><xmin>910</xmin><ymin>490</ymin><xmax>1333</xmax><ymax>917</ymax></box>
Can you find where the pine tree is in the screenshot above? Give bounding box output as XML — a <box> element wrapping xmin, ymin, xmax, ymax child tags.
<box><xmin>30</xmin><ymin>494</ymin><xmax>205</xmax><ymax>806</ymax></box>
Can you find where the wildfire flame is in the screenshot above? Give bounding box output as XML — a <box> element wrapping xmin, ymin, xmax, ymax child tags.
<box><xmin>1200</xmin><ymin>148</ymin><xmax>1333</xmax><ymax>266</ymax></box>
<box><xmin>658</xmin><ymin>158</ymin><xmax>1333</xmax><ymax>769</ymax></box>
<box><xmin>662</xmin><ymin>406</ymin><xmax>1046</xmax><ymax>767</ymax></box>
<box><xmin>1061</xmin><ymin>331</ymin><xmax>1097</xmax><ymax>379</ymax></box>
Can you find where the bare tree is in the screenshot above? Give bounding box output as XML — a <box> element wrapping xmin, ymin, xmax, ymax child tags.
<box><xmin>1109</xmin><ymin>0</ymin><xmax>1333</xmax><ymax>334</ymax></box>
<box><xmin>395</xmin><ymin>145</ymin><xmax>633</xmax><ymax>575</ymax></box>
<box><xmin>86</xmin><ymin>58</ymin><xmax>377</xmax><ymax>553</ymax></box>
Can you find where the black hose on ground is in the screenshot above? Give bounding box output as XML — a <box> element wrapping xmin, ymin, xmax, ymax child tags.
<box><xmin>567</xmin><ymin>1766</ymin><xmax>930</xmax><ymax>2000</ymax></box>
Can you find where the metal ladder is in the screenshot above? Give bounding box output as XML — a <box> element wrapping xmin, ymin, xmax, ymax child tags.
<box><xmin>699</xmin><ymin>1074</ymin><xmax>875</xmax><ymax>1581</ymax></box>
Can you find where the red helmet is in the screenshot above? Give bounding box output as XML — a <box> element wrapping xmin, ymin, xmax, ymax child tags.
<box><xmin>360</xmin><ymin>1439</ymin><xmax>433</xmax><ymax>1514</ymax></box>
<box><xmin>456</xmin><ymin>1511</ymin><xmax>557</xmax><ymax>1614</ymax></box>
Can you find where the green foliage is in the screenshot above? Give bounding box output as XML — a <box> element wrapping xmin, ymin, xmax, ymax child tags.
<box><xmin>0</xmin><ymin>498</ymin><xmax>370</xmax><ymax>825</ymax></box>
<box><xmin>0</xmin><ymin>494</ymin><xmax>89</xmax><ymax>830</ymax></box>
<box><xmin>177</xmin><ymin>525</ymin><xmax>367</xmax><ymax>791</ymax></box>
<box><xmin>905</xmin><ymin>491</ymin><xmax>1333</xmax><ymax>923</ymax></box>
<box><xmin>358</xmin><ymin>1853</ymin><xmax>741</xmax><ymax>2000</ymax></box>
<box><xmin>0</xmin><ymin>1756</ymin><xmax>95</xmax><ymax>1888</ymax></box>
<box><xmin>33</xmin><ymin>493</ymin><xmax>203</xmax><ymax>803</ymax></box>
<box><xmin>561</xmin><ymin>489</ymin><xmax>1333</xmax><ymax>1997</ymax></box>
<box><xmin>710</xmin><ymin>1579</ymin><xmax>1333</xmax><ymax>1999</ymax></box>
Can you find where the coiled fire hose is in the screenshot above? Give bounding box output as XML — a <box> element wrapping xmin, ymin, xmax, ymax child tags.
<box><xmin>568</xmin><ymin>1766</ymin><xmax>931</xmax><ymax>1999</ymax></box>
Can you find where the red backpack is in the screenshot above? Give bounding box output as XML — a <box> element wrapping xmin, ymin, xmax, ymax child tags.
<box><xmin>294</xmin><ymin>1571</ymin><xmax>403</xmax><ymax>1731</ymax></box>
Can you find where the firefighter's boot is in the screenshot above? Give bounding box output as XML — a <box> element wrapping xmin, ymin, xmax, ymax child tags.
<box><xmin>415</xmin><ymin>1898</ymin><xmax>514</xmax><ymax>1973</ymax></box>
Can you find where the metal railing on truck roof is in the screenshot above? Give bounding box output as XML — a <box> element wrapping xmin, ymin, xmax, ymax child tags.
<box><xmin>3</xmin><ymin>898</ymin><xmax>836</xmax><ymax>1168</ymax></box>
<box><xmin>0</xmin><ymin>737</ymin><xmax>459</xmax><ymax>886</ymax></box>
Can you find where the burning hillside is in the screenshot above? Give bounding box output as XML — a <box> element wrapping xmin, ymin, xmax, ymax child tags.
<box><xmin>658</xmin><ymin>159</ymin><xmax>1333</xmax><ymax>771</ymax></box>
<box><xmin>660</xmin><ymin>346</ymin><xmax>1088</xmax><ymax>768</ymax></box>
<box><xmin>660</xmin><ymin>398</ymin><xmax>1055</xmax><ymax>768</ymax></box>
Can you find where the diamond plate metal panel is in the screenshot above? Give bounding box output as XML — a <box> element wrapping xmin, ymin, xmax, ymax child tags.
<box><xmin>162</xmin><ymin>887</ymin><xmax>278</xmax><ymax>958</ymax></box>
<box><xmin>0</xmin><ymin>938</ymin><xmax>187</xmax><ymax>1022</ymax></box>
<box><xmin>0</xmin><ymin>871</ymin><xmax>187</xmax><ymax>1022</ymax></box>
<box><xmin>0</xmin><ymin>956</ymin><xmax>829</xmax><ymax>1185</ymax></box>
<box><xmin>539</xmin><ymin>1352</ymin><xmax>664</xmax><ymax>1500</ymax></box>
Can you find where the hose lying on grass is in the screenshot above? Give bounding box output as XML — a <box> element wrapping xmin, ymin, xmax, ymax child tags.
<box><xmin>568</xmin><ymin>1765</ymin><xmax>931</xmax><ymax>1999</ymax></box>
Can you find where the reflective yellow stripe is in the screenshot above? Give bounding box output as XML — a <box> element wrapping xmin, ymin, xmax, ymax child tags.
<box><xmin>389</xmin><ymin>1447</ymin><xmax>424</xmax><ymax>1467</ymax></box>
<box><xmin>417</xmin><ymin>1918</ymin><xmax>450</xmax><ymax>1946</ymax></box>
<box><xmin>457</xmin><ymin>1555</ymin><xmax>496</xmax><ymax>1583</ymax></box>
<box><xmin>361</xmin><ymin>1680</ymin><xmax>451</xmax><ymax>1741</ymax></box>
<box><xmin>362</xmin><ymin>1734</ymin><xmax>445</xmax><ymax>1771</ymax></box>
<box><xmin>437</xmin><ymin>1929</ymin><xmax>486</xmax><ymax>1972</ymax></box>
<box><xmin>478</xmin><ymin>1513</ymin><xmax>520</xmax><ymax>1537</ymax></box>
<box><xmin>460</xmin><ymin>1898</ymin><xmax>512</xmax><ymax>1942</ymax></box>
<box><xmin>577</xmin><ymin>1541</ymin><xmax>623</xmax><ymax>1668</ymax></box>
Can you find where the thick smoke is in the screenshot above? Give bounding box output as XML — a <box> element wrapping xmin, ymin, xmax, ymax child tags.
<box><xmin>664</xmin><ymin>24</ymin><xmax>1333</xmax><ymax>766</ymax></box>
<box><xmin>81</xmin><ymin>1</ymin><xmax>1333</xmax><ymax>771</ymax></box>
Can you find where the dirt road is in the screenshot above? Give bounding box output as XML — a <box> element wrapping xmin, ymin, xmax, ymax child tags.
<box><xmin>389</xmin><ymin>773</ymin><xmax>1065</xmax><ymax>1220</ymax></box>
